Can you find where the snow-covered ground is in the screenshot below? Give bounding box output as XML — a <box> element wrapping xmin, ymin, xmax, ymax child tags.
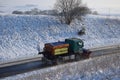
<box><xmin>0</xmin><ymin>14</ymin><xmax>120</xmax><ymax>80</ymax></box>
<box><xmin>0</xmin><ymin>14</ymin><xmax>120</xmax><ymax>61</ymax></box>
<box><xmin>0</xmin><ymin>15</ymin><xmax>120</xmax><ymax>61</ymax></box>
<box><xmin>1</xmin><ymin>52</ymin><xmax>120</xmax><ymax>80</ymax></box>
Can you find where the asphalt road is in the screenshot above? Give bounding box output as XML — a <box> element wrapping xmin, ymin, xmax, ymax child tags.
<box><xmin>0</xmin><ymin>46</ymin><xmax>119</xmax><ymax>78</ymax></box>
<box><xmin>0</xmin><ymin>60</ymin><xmax>45</xmax><ymax>78</ymax></box>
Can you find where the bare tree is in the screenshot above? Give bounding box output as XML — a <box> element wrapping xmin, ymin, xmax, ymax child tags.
<box><xmin>55</xmin><ymin>0</ymin><xmax>90</xmax><ymax>25</ymax></box>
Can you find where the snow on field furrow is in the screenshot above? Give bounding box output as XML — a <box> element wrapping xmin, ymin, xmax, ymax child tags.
<box><xmin>0</xmin><ymin>14</ymin><xmax>120</xmax><ymax>61</ymax></box>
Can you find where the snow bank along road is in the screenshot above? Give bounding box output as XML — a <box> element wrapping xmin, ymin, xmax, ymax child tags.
<box><xmin>0</xmin><ymin>45</ymin><xmax>120</xmax><ymax>78</ymax></box>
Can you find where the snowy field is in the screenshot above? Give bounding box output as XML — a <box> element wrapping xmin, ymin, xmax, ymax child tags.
<box><xmin>0</xmin><ymin>14</ymin><xmax>120</xmax><ymax>61</ymax></box>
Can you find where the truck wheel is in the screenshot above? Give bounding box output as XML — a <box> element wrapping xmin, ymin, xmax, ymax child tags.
<box><xmin>75</xmin><ymin>53</ymin><xmax>81</xmax><ymax>61</ymax></box>
<box><xmin>56</xmin><ymin>57</ymin><xmax>63</xmax><ymax>64</ymax></box>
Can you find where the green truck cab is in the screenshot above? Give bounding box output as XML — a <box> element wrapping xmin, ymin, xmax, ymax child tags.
<box><xmin>65</xmin><ymin>38</ymin><xmax>84</xmax><ymax>53</ymax></box>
